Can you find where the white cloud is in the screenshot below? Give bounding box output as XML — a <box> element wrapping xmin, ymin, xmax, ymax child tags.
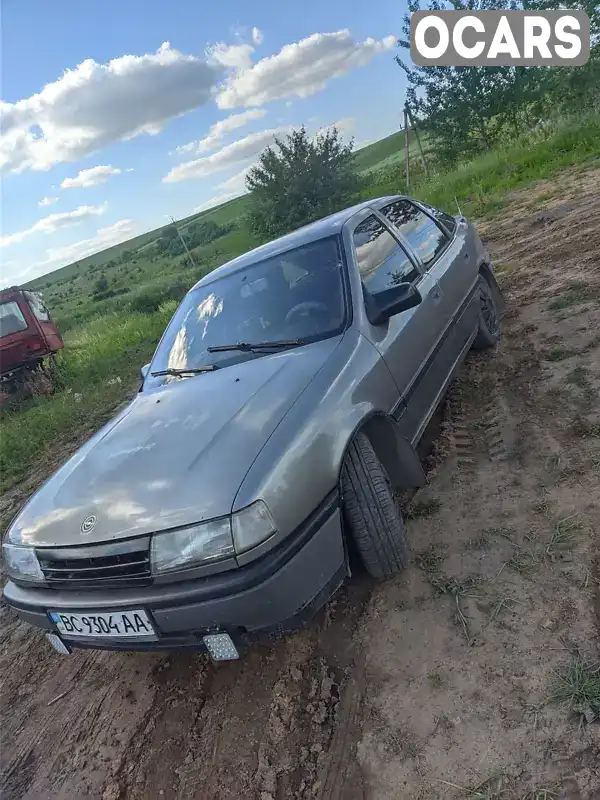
<box><xmin>252</xmin><ymin>27</ymin><xmax>264</xmax><ymax>46</ymax></box>
<box><xmin>216</xmin><ymin>30</ymin><xmax>396</xmax><ymax>109</ymax></box>
<box><xmin>38</xmin><ymin>195</ymin><xmax>58</xmax><ymax>207</ymax></box>
<box><xmin>16</xmin><ymin>219</ymin><xmax>137</xmax><ymax>281</ymax></box>
<box><xmin>314</xmin><ymin>117</ymin><xmax>356</xmax><ymax>139</ymax></box>
<box><xmin>163</xmin><ymin>126</ymin><xmax>288</xmax><ymax>183</ymax></box>
<box><xmin>61</xmin><ymin>165</ymin><xmax>121</xmax><ymax>189</ymax></box>
<box><xmin>193</xmin><ymin>192</ymin><xmax>238</xmax><ymax>213</ymax></box>
<box><xmin>1</xmin><ymin>204</ymin><xmax>107</xmax><ymax>247</ymax></box>
<box><xmin>218</xmin><ymin>166</ymin><xmax>252</xmax><ymax>194</ymax></box>
<box><xmin>1</xmin><ymin>42</ymin><xmax>221</xmax><ymax>174</ymax></box>
<box><xmin>207</xmin><ymin>42</ymin><xmax>254</xmax><ymax>70</ymax></box>
<box><xmin>174</xmin><ymin>109</ymin><xmax>266</xmax><ymax>156</ymax></box>
<box><xmin>41</xmin><ymin>219</ymin><xmax>137</xmax><ymax>267</ymax></box>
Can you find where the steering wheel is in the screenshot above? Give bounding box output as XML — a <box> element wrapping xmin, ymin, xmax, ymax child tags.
<box><xmin>285</xmin><ymin>301</ymin><xmax>330</xmax><ymax>326</ymax></box>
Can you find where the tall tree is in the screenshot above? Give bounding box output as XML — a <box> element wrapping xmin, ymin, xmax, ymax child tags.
<box><xmin>245</xmin><ymin>126</ymin><xmax>361</xmax><ymax>240</ymax></box>
<box><xmin>397</xmin><ymin>0</ymin><xmax>596</xmax><ymax>164</ymax></box>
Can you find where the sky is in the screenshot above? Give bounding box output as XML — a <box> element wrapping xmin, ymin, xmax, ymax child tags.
<box><xmin>1</xmin><ymin>0</ymin><xmax>407</xmax><ymax>285</ymax></box>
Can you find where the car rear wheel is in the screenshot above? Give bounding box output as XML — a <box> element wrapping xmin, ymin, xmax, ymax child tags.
<box><xmin>472</xmin><ymin>274</ymin><xmax>501</xmax><ymax>350</ymax></box>
<box><xmin>341</xmin><ymin>432</ymin><xmax>408</xmax><ymax>578</ymax></box>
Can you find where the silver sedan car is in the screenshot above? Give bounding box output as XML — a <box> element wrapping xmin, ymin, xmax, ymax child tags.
<box><xmin>3</xmin><ymin>196</ymin><xmax>504</xmax><ymax>660</ymax></box>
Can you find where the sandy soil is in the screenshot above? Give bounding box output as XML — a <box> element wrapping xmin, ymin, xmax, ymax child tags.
<box><xmin>1</xmin><ymin>166</ymin><xmax>599</xmax><ymax>800</ymax></box>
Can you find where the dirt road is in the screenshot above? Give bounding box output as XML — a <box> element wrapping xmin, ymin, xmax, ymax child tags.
<box><xmin>1</xmin><ymin>166</ymin><xmax>599</xmax><ymax>799</ymax></box>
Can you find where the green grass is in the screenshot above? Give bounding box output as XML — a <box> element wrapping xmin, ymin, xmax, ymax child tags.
<box><xmin>548</xmin><ymin>281</ymin><xmax>600</xmax><ymax>311</ymax></box>
<box><xmin>545</xmin><ymin>347</ymin><xmax>573</xmax><ymax>362</ymax></box>
<box><xmin>0</xmin><ymin>303</ymin><xmax>176</xmax><ymax>491</ymax></box>
<box><xmin>426</xmin><ymin>669</ymin><xmax>445</xmax><ymax>688</ymax></box>
<box><xmin>353</xmin><ymin>131</ymin><xmax>404</xmax><ymax>173</ymax></box>
<box><xmin>550</xmin><ymin>659</ymin><xmax>600</xmax><ymax>718</ymax></box>
<box><xmin>362</xmin><ymin>111</ymin><xmax>600</xmax><ymax>220</ymax></box>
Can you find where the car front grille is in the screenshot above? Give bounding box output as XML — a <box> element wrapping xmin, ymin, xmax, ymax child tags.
<box><xmin>37</xmin><ymin>537</ymin><xmax>152</xmax><ymax>589</ymax></box>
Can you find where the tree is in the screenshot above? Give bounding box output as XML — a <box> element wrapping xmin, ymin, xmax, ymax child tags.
<box><xmin>397</xmin><ymin>0</ymin><xmax>599</xmax><ymax>165</ymax></box>
<box><xmin>396</xmin><ymin>0</ymin><xmax>550</xmax><ymax>164</ymax></box>
<box><xmin>246</xmin><ymin>126</ymin><xmax>361</xmax><ymax>240</ymax></box>
<box><xmin>94</xmin><ymin>275</ymin><xmax>108</xmax><ymax>293</ymax></box>
<box><xmin>161</xmin><ymin>224</ymin><xmax>179</xmax><ymax>242</ymax></box>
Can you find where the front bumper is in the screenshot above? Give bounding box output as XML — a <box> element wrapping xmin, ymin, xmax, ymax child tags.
<box><xmin>3</xmin><ymin>493</ymin><xmax>346</xmax><ymax>652</ymax></box>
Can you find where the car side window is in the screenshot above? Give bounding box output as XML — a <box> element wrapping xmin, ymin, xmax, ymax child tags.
<box><xmin>381</xmin><ymin>200</ymin><xmax>449</xmax><ymax>269</ymax></box>
<box><xmin>417</xmin><ymin>201</ymin><xmax>457</xmax><ymax>234</ymax></box>
<box><xmin>25</xmin><ymin>291</ymin><xmax>51</xmax><ymax>322</ymax></box>
<box><xmin>352</xmin><ymin>215</ymin><xmax>420</xmax><ymax>294</ymax></box>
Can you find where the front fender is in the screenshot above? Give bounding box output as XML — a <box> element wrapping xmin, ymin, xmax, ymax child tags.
<box><xmin>232</xmin><ymin>329</ymin><xmax>424</xmax><ymax>551</ymax></box>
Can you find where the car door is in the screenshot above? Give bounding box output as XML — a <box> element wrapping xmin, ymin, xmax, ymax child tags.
<box><xmin>379</xmin><ymin>198</ymin><xmax>479</xmax><ymax>441</ymax></box>
<box><xmin>349</xmin><ymin>212</ymin><xmax>444</xmax><ymax>445</ymax></box>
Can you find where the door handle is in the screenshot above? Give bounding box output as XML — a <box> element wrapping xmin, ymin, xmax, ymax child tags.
<box><xmin>428</xmin><ymin>285</ymin><xmax>441</xmax><ymax>300</ymax></box>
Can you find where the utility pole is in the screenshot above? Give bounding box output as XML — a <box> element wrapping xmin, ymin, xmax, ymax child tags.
<box><xmin>405</xmin><ymin>105</ymin><xmax>430</xmax><ymax>180</ymax></box>
<box><xmin>403</xmin><ymin>107</ymin><xmax>410</xmax><ymax>190</ymax></box>
<box><xmin>170</xmin><ymin>216</ymin><xmax>197</xmax><ymax>270</ymax></box>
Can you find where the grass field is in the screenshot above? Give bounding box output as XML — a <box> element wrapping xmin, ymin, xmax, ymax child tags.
<box><xmin>2</xmin><ymin>110</ymin><xmax>599</xmax><ymax>491</ymax></box>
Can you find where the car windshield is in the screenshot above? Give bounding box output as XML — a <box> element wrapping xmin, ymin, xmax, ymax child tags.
<box><xmin>145</xmin><ymin>236</ymin><xmax>347</xmax><ymax>386</ymax></box>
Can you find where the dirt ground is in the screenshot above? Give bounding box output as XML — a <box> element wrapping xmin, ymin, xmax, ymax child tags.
<box><xmin>1</xmin><ymin>166</ymin><xmax>599</xmax><ymax>800</ymax></box>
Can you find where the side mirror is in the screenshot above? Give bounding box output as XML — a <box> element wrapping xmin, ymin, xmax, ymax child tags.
<box><xmin>365</xmin><ymin>282</ymin><xmax>422</xmax><ymax>325</ymax></box>
<box><xmin>140</xmin><ymin>363</ymin><xmax>150</xmax><ymax>382</ymax></box>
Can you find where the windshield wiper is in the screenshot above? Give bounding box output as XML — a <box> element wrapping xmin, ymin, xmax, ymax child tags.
<box><xmin>151</xmin><ymin>365</ymin><xmax>217</xmax><ymax>377</ymax></box>
<box><xmin>207</xmin><ymin>339</ymin><xmax>303</xmax><ymax>353</ymax></box>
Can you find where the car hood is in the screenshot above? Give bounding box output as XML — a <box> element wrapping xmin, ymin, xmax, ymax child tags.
<box><xmin>10</xmin><ymin>338</ymin><xmax>342</xmax><ymax>548</ymax></box>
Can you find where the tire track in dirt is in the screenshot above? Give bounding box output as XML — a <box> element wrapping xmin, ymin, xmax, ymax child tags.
<box><xmin>354</xmin><ymin>165</ymin><xmax>600</xmax><ymax>799</ymax></box>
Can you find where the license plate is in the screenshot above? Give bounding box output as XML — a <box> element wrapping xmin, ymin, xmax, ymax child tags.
<box><xmin>49</xmin><ymin>609</ymin><xmax>156</xmax><ymax>639</ymax></box>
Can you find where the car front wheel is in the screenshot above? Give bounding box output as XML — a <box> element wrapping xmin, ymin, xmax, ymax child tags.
<box><xmin>341</xmin><ymin>432</ymin><xmax>408</xmax><ymax>579</ymax></box>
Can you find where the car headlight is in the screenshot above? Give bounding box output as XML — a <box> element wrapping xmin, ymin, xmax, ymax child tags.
<box><xmin>231</xmin><ymin>501</ymin><xmax>277</xmax><ymax>554</ymax></box>
<box><xmin>2</xmin><ymin>543</ymin><xmax>45</xmax><ymax>582</ymax></box>
<box><xmin>151</xmin><ymin>501</ymin><xmax>278</xmax><ymax>573</ymax></box>
<box><xmin>151</xmin><ymin>517</ymin><xmax>234</xmax><ymax>574</ymax></box>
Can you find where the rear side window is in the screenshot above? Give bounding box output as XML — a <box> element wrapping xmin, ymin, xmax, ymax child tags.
<box><xmin>25</xmin><ymin>291</ymin><xmax>51</xmax><ymax>322</ymax></box>
<box><xmin>381</xmin><ymin>200</ymin><xmax>449</xmax><ymax>268</ymax></box>
<box><xmin>417</xmin><ymin>201</ymin><xmax>457</xmax><ymax>234</ymax></box>
<box><xmin>352</xmin><ymin>215</ymin><xmax>420</xmax><ymax>294</ymax></box>
<box><xmin>0</xmin><ymin>302</ymin><xmax>28</xmax><ymax>338</ymax></box>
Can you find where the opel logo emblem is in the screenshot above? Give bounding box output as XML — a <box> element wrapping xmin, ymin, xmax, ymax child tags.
<box><xmin>81</xmin><ymin>514</ymin><xmax>97</xmax><ymax>534</ymax></box>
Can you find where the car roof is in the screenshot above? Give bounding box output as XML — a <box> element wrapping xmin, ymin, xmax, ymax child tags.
<box><xmin>193</xmin><ymin>196</ymin><xmax>400</xmax><ymax>288</ymax></box>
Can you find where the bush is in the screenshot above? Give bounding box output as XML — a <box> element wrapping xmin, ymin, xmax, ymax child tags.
<box><xmin>128</xmin><ymin>281</ymin><xmax>188</xmax><ymax>314</ymax></box>
<box><xmin>246</xmin><ymin>125</ymin><xmax>361</xmax><ymax>240</ymax></box>
<box><xmin>156</xmin><ymin>219</ymin><xmax>232</xmax><ymax>257</ymax></box>
<box><xmin>91</xmin><ymin>287</ymin><xmax>131</xmax><ymax>302</ymax></box>
<box><xmin>94</xmin><ymin>275</ymin><xmax>109</xmax><ymax>293</ymax></box>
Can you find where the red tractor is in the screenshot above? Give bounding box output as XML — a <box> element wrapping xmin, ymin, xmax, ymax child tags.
<box><xmin>0</xmin><ymin>287</ymin><xmax>65</xmax><ymax>407</ymax></box>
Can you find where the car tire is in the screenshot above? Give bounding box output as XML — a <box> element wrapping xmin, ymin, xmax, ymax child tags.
<box><xmin>341</xmin><ymin>432</ymin><xmax>408</xmax><ymax>579</ymax></box>
<box><xmin>472</xmin><ymin>274</ymin><xmax>501</xmax><ymax>350</ymax></box>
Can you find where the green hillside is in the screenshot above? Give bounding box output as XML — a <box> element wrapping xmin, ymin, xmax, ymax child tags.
<box><xmin>25</xmin><ymin>196</ymin><xmax>250</xmax><ymax>290</ymax></box>
<box><xmin>26</xmin><ymin>133</ymin><xmax>401</xmax><ymax>290</ymax></box>
<box><xmin>353</xmin><ymin>131</ymin><xmax>403</xmax><ymax>173</ymax></box>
